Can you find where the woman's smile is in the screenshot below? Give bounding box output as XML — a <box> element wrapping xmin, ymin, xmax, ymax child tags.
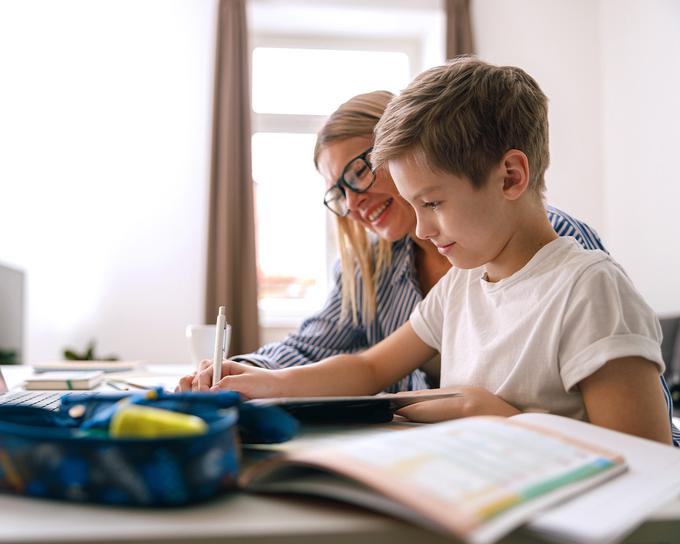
<box><xmin>364</xmin><ymin>198</ymin><xmax>393</xmax><ymax>224</ymax></box>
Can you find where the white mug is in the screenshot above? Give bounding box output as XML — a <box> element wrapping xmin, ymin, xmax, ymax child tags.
<box><xmin>185</xmin><ymin>324</ymin><xmax>231</xmax><ymax>369</ymax></box>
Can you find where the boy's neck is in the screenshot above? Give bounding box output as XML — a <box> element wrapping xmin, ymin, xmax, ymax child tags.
<box><xmin>484</xmin><ymin>201</ymin><xmax>558</xmax><ymax>283</ymax></box>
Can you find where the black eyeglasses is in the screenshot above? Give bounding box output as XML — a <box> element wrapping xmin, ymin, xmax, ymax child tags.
<box><xmin>323</xmin><ymin>147</ymin><xmax>376</xmax><ymax>217</ymax></box>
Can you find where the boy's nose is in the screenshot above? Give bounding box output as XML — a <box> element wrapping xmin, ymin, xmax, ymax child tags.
<box><xmin>415</xmin><ymin>215</ymin><xmax>436</xmax><ymax>240</ymax></box>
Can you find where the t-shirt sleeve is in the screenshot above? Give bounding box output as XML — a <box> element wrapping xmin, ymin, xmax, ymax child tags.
<box><xmin>559</xmin><ymin>260</ymin><xmax>664</xmax><ymax>391</ymax></box>
<box><xmin>409</xmin><ymin>269</ymin><xmax>452</xmax><ymax>350</ymax></box>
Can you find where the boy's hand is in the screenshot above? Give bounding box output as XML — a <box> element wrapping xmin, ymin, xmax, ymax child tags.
<box><xmin>176</xmin><ymin>359</ymin><xmax>282</xmax><ymax>399</ymax></box>
<box><xmin>395</xmin><ymin>386</ymin><xmax>520</xmax><ymax>423</ymax></box>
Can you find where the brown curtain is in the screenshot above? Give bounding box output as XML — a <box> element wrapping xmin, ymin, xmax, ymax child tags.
<box><xmin>445</xmin><ymin>0</ymin><xmax>475</xmax><ymax>59</ymax></box>
<box><xmin>205</xmin><ymin>0</ymin><xmax>259</xmax><ymax>355</ymax></box>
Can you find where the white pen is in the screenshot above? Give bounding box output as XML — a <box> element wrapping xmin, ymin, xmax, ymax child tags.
<box><xmin>212</xmin><ymin>306</ymin><xmax>227</xmax><ymax>387</ymax></box>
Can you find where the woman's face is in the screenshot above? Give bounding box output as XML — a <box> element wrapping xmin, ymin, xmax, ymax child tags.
<box><xmin>317</xmin><ymin>136</ymin><xmax>416</xmax><ymax>242</ymax></box>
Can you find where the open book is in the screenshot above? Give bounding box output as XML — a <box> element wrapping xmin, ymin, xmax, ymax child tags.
<box><xmin>241</xmin><ymin>413</ymin><xmax>628</xmax><ymax>544</ymax></box>
<box><xmin>522</xmin><ymin>413</ymin><xmax>680</xmax><ymax>544</ymax></box>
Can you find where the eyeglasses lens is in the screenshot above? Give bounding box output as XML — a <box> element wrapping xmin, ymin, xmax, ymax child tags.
<box><xmin>324</xmin><ymin>186</ymin><xmax>348</xmax><ymax>216</ymax></box>
<box><xmin>343</xmin><ymin>157</ymin><xmax>373</xmax><ymax>191</ymax></box>
<box><xmin>323</xmin><ymin>150</ymin><xmax>375</xmax><ymax>217</ymax></box>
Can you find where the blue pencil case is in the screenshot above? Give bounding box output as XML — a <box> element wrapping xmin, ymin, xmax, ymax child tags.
<box><xmin>0</xmin><ymin>389</ymin><xmax>298</xmax><ymax>506</ymax></box>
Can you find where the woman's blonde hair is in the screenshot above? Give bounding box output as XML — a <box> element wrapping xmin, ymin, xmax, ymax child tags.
<box><xmin>314</xmin><ymin>91</ymin><xmax>395</xmax><ymax>325</ymax></box>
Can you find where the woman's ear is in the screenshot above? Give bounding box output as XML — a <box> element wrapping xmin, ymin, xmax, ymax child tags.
<box><xmin>501</xmin><ymin>149</ymin><xmax>530</xmax><ymax>200</ymax></box>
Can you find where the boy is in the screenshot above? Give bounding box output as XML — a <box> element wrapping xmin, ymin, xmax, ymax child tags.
<box><xmin>181</xmin><ymin>58</ymin><xmax>674</xmax><ymax>445</ymax></box>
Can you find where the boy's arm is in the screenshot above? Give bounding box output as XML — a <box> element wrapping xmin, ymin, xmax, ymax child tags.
<box><xmin>396</xmin><ymin>356</ymin><xmax>675</xmax><ymax>431</ymax></box>
<box><xmin>394</xmin><ymin>386</ymin><xmax>521</xmax><ymax>422</ymax></box>
<box><xmin>578</xmin><ymin>356</ymin><xmax>673</xmax><ymax>445</ymax></box>
<box><xmin>180</xmin><ymin>322</ymin><xmax>436</xmax><ymax>398</ymax></box>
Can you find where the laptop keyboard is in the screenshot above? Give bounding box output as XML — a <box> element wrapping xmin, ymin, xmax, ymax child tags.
<box><xmin>0</xmin><ymin>390</ymin><xmax>98</xmax><ymax>411</ymax></box>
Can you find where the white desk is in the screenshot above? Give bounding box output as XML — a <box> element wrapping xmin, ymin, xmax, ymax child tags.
<box><xmin>0</xmin><ymin>490</ymin><xmax>677</xmax><ymax>544</ymax></box>
<box><xmin>1</xmin><ymin>365</ymin><xmax>679</xmax><ymax>544</ymax></box>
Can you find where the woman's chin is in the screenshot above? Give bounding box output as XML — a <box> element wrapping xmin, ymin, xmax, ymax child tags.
<box><xmin>363</xmin><ymin>215</ymin><xmax>410</xmax><ymax>242</ymax></box>
<box><xmin>367</xmin><ymin>223</ymin><xmax>407</xmax><ymax>242</ymax></box>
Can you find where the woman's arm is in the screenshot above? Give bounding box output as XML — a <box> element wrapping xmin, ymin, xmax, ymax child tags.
<box><xmin>185</xmin><ymin>322</ymin><xmax>436</xmax><ymax>398</ymax></box>
<box><xmin>579</xmin><ymin>356</ymin><xmax>672</xmax><ymax>444</ymax></box>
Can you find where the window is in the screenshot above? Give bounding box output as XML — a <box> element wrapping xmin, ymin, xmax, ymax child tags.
<box><xmin>252</xmin><ymin>131</ymin><xmax>325</xmax><ymax>302</ymax></box>
<box><xmin>251</xmin><ymin>42</ymin><xmax>414</xmax><ymax>326</ymax></box>
<box><xmin>252</xmin><ymin>47</ymin><xmax>411</xmax><ymax>116</ymax></box>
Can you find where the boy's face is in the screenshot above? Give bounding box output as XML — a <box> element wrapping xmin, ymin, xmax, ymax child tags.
<box><xmin>389</xmin><ymin>154</ymin><xmax>512</xmax><ymax>270</ymax></box>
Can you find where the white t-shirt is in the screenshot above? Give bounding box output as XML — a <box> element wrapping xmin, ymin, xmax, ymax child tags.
<box><xmin>410</xmin><ymin>237</ymin><xmax>664</xmax><ymax>421</ymax></box>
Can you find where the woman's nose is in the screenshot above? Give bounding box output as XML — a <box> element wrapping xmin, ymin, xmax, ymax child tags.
<box><xmin>345</xmin><ymin>189</ymin><xmax>367</xmax><ymax>212</ymax></box>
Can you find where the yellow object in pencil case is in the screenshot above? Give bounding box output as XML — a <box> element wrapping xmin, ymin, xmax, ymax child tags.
<box><xmin>110</xmin><ymin>405</ymin><xmax>208</xmax><ymax>438</ymax></box>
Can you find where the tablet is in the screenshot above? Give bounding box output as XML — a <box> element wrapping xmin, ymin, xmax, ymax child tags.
<box><xmin>248</xmin><ymin>392</ymin><xmax>461</xmax><ymax>424</ymax></box>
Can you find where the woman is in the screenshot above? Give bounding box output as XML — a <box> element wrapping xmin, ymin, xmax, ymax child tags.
<box><xmin>187</xmin><ymin>91</ymin><xmax>608</xmax><ymax>393</ymax></box>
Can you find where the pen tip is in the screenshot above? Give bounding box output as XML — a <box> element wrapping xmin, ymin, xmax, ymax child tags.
<box><xmin>218</xmin><ymin>306</ymin><xmax>226</xmax><ymax>316</ymax></box>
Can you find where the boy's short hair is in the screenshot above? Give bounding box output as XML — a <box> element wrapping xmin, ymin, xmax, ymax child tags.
<box><xmin>372</xmin><ymin>56</ymin><xmax>550</xmax><ymax>195</ymax></box>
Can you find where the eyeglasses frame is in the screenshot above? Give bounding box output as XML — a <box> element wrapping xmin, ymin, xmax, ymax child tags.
<box><xmin>323</xmin><ymin>147</ymin><xmax>376</xmax><ymax>217</ymax></box>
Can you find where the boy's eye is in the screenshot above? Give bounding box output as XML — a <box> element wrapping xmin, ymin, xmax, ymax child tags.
<box><xmin>422</xmin><ymin>201</ymin><xmax>441</xmax><ymax>210</ymax></box>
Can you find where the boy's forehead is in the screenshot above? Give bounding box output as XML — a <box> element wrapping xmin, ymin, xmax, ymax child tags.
<box><xmin>387</xmin><ymin>153</ymin><xmax>441</xmax><ymax>196</ymax></box>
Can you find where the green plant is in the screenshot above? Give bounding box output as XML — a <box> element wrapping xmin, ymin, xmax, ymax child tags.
<box><xmin>63</xmin><ymin>340</ymin><xmax>118</xmax><ymax>361</ymax></box>
<box><xmin>0</xmin><ymin>349</ymin><xmax>18</xmax><ymax>364</ymax></box>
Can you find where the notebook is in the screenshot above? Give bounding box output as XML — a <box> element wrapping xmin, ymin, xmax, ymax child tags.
<box><xmin>24</xmin><ymin>370</ymin><xmax>104</xmax><ymax>390</ymax></box>
<box><xmin>31</xmin><ymin>360</ymin><xmax>141</xmax><ymax>373</ymax></box>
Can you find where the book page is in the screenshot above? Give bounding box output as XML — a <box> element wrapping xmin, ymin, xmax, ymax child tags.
<box><xmin>252</xmin><ymin>417</ymin><xmax>625</xmax><ymax>544</ymax></box>
<box><xmin>516</xmin><ymin>413</ymin><xmax>680</xmax><ymax>544</ymax></box>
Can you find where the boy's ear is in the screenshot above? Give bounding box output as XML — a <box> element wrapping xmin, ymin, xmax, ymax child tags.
<box><xmin>500</xmin><ymin>149</ymin><xmax>530</xmax><ymax>201</ymax></box>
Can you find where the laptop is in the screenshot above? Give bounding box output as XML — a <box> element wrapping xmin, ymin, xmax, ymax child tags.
<box><xmin>0</xmin><ymin>262</ymin><xmax>24</xmax><ymax>364</ymax></box>
<box><xmin>0</xmin><ymin>367</ymin><xmax>101</xmax><ymax>411</ymax></box>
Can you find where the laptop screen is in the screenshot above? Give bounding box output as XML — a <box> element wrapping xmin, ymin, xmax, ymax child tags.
<box><xmin>0</xmin><ymin>368</ymin><xmax>8</xmax><ymax>394</ymax></box>
<box><xmin>0</xmin><ymin>262</ymin><xmax>24</xmax><ymax>364</ymax></box>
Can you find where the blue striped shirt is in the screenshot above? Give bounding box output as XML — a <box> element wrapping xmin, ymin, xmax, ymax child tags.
<box><xmin>235</xmin><ymin>205</ymin><xmax>679</xmax><ymax>446</ymax></box>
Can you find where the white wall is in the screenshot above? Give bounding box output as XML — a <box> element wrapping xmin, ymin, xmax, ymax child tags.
<box><xmin>600</xmin><ymin>0</ymin><xmax>680</xmax><ymax>315</ymax></box>
<box><xmin>474</xmin><ymin>0</ymin><xmax>680</xmax><ymax>315</ymax></box>
<box><xmin>0</xmin><ymin>0</ymin><xmax>217</xmax><ymax>363</ymax></box>
<box><xmin>472</xmin><ymin>0</ymin><xmax>604</xmax><ymax>232</ymax></box>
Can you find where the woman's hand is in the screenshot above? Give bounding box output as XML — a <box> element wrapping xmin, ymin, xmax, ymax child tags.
<box><xmin>395</xmin><ymin>386</ymin><xmax>521</xmax><ymax>423</ymax></box>
<box><xmin>176</xmin><ymin>359</ymin><xmax>283</xmax><ymax>399</ymax></box>
<box><xmin>176</xmin><ymin>358</ymin><xmax>222</xmax><ymax>392</ymax></box>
